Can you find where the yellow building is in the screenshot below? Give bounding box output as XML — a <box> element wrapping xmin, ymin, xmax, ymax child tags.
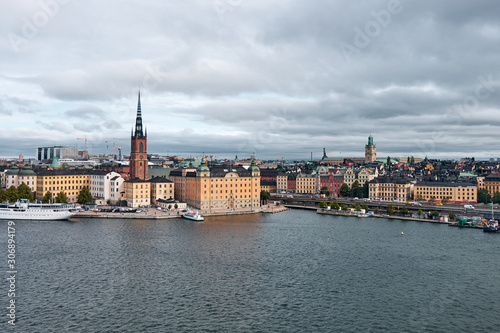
<box><xmin>296</xmin><ymin>174</ymin><xmax>317</xmax><ymax>194</ymax></box>
<box><xmin>184</xmin><ymin>157</ymin><xmax>260</xmax><ymax>210</ymax></box>
<box><xmin>124</xmin><ymin>178</ymin><xmax>151</xmax><ymax>208</ymax></box>
<box><xmin>369</xmin><ymin>177</ymin><xmax>415</xmax><ymax>202</ymax></box>
<box><xmin>479</xmin><ymin>174</ymin><xmax>500</xmax><ymax>197</ymax></box>
<box><xmin>35</xmin><ymin>169</ymin><xmax>92</xmax><ymax>203</ymax></box>
<box><xmin>150</xmin><ymin>176</ymin><xmax>174</xmax><ymax>205</ymax></box>
<box><xmin>414</xmin><ymin>182</ymin><xmax>477</xmax><ymax>202</ymax></box>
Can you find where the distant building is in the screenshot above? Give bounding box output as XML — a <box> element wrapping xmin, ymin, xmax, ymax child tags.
<box><xmin>37</xmin><ymin>146</ymin><xmax>78</xmax><ymax>161</ymax></box>
<box><xmin>35</xmin><ymin>169</ymin><xmax>93</xmax><ymax>203</ymax></box>
<box><xmin>5</xmin><ymin>165</ymin><xmax>37</xmax><ymax>192</ymax></box>
<box><xmin>129</xmin><ymin>91</ymin><xmax>148</xmax><ymax>180</ymax></box>
<box><xmin>89</xmin><ymin>171</ymin><xmax>123</xmax><ymax>204</ymax></box>
<box><xmin>124</xmin><ymin>178</ymin><xmax>150</xmax><ymax>208</ymax></box>
<box><xmin>150</xmin><ymin>176</ymin><xmax>174</xmax><ymax>205</ymax></box>
<box><xmin>369</xmin><ymin>177</ymin><xmax>415</xmax><ymax>202</ymax></box>
<box><xmin>365</xmin><ymin>135</ymin><xmax>376</xmax><ymax>163</ymax></box>
<box><xmin>414</xmin><ymin>182</ymin><xmax>477</xmax><ymax>203</ymax></box>
<box><xmin>296</xmin><ymin>174</ymin><xmax>317</xmax><ymax>194</ymax></box>
<box><xmin>479</xmin><ymin>174</ymin><xmax>500</xmax><ymax>197</ymax></box>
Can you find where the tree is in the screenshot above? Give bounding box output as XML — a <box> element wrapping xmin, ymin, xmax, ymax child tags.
<box><xmin>6</xmin><ymin>186</ymin><xmax>19</xmax><ymax>203</ymax></box>
<box><xmin>42</xmin><ymin>191</ymin><xmax>53</xmax><ymax>203</ymax></box>
<box><xmin>340</xmin><ymin>204</ymin><xmax>349</xmax><ymax>211</ymax></box>
<box><xmin>351</xmin><ymin>180</ymin><xmax>362</xmax><ymax>197</ymax></box>
<box><xmin>78</xmin><ymin>186</ymin><xmax>93</xmax><ymax>205</ymax></box>
<box><xmin>319</xmin><ymin>201</ymin><xmax>327</xmax><ymax>209</ymax></box>
<box><xmin>493</xmin><ymin>192</ymin><xmax>500</xmax><ymax>204</ymax></box>
<box><xmin>168</xmin><ymin>205</ymin><xmax>172</xmax><ymax>210</ymax></box>
<box><xmin>431</xmin><ymin>210</ymin><xmax>440</xmax><ymax>219</ymax></box>
<box><xmin>320</xmin><ymin>186</ymin><xmax>330</xmax><ymax>196</ymax></box>
<box><xmin>362</xmin><ymin>204</ymin><xmax>369</xmax><ymax>211</ymax></box>
<box><xmin>174</xmin><ymin>203</ymin><xmax>178</xmax><ymax>209</ymax></box>
<box><xmin>386</xmin><ymin>204</ymin><xmax>394</xmax><ymax>214</ymax></box>
<box><xmin>387</xmin><ymin>156</ymin><xmax>391</xmax><ymax>165</ymax></box>
<box><xmin>374</xmin><ymin>207</ymin><xmax>380</xmax><ymax>213</ymax></box>
<box><xmin>0</xmin><ymin>188</ymin><xmax>6</xmax><ymax>202</ymax></box>
<box><xmin>354</xmin><ymin>204</ymin><xmax>361</xmax><ymax>211</ymax></box>
<box><xmin>417</xmin><ymin>209</ymin><xmax>423</xmax><ymax>217</ymax></box>
<box><xmin>362</xmin><ymin>181</ymin><xmax>369</xmax><ymax>198</ymax></box>
<box><xmin>449</xmin><ymin>212</ymin><xmax>456</xmax><ymax>220</ymax></box>
<box><xmin>339</xmin><ymin>183</ymin><xmax>350</xmax><ymax>197</ymax></box>
<box><xmin>400</xmin><ymin>207</ymin><xmax>409</xmax><ymax>216</ymax></box>
<box><xmin>331</xmin><ymin>201</ymin><xmax>340</xmax><ymax>210</ymax></box>
<box><xmin>260</xmin><ymin>190</ymin><xmax>271</xmax><ymax>203</ymax></box>
<box><xmin>55</xmin><ymin>191</ymin><xmax>69</xmax><ymax>204</ymax></box>
<box><xmin>411</xmin><ymin>156</ymin><xmax>415</xmax><ymax>164</ymax></box>
<box><xmin>477</xmin><ymin>189</ymin><xmax>492</xmax><ymax>204</ymax></box>
<box><xmin>17</xmin><ymin>183</ymin><xmax>34</xmax><ymax>202</ymax></box>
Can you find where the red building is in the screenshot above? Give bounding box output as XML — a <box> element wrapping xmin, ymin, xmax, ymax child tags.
<box><xmin>287</xmin><ymin>173</ymin><xmax>297</xmax><ymax>192</ymax></box>
<box><xmin>319</xmin><ymin>170</ymin><xmax>344</xmax><ymax>196</ymax></box>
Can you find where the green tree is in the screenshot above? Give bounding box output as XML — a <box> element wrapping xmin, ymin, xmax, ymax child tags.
<box><xmin>354</xmin><ymin>204</ymin><xmax>361</xmax><ymax>211</ymax></box>
<box><xmin>260</xmin><ymin>190</ymin><xmax>271</xmax><ymax>203</ymax></box>
<box><xmin>42</xmin><ymin>191</ymin><xmax>53</xmax><ymax>203</ymax></box>
<box><xmin>77</xmin><ymin>186</ymin><xmax>93</xmax><ymax>204</ymax></box>
<box><xmin>362</xmin><ymin>181</ymin><xmax>369</xmax><ymax>198</ymax></box>
<box><xmin>477</xmin><ymin>189</ymin><xmax>492</xmax><ymax>204</ymax></box>
<box><xmin>55</xmin><ymin>191</ymin><xmax>69</xmax><ymax>204</ymax></box>
<box><xmin>401</xmin><ymin>207</ymin><xmax>409</xmax><ymax>216</ymax></box>
<box><xmin>6</xmin><ymin>186</ymin><xmax>19</xmax><ymax>203</ymax></box>
<box><xmin>319</xmin><ymin>201</ymin><xmax>327</xmax><ymax>209</ymax></box>
<box><xmin>411</xmin><ymin>156</ymin><xmax>415</xmax><ymax>164</ymax></box>
<box><xmin>449</xmin><ymin>212</ymin><xmax>456</xmax><ymax>220</ymax></box>
<box><xmin>174</xmin><ymin>203</ymin><xmax>178</xmax><ymax>209</ymax></box>
<box><xmin>340</xmin><ymin>204</ymin><xmax>349</xmax><ymax>211</ymax></box>
<box><xmin>17</xmin><ymin>183</ymin><xmax>34</xmax><ymax>202</ymax></box>
<box><xmin>362</xmin><ymin>204</ymin><xmax>369</xmax><ymax>211</ymax></box>
<box><xmin>387</xmin><ymin>156</ymin><xmax>391</xmax><ymax>165</ymax></box>
<box><xmin>431</xmin><ymin>210</ymin><xmax>440</xmax><ymax>219</ymax></box>
<box><xmin>351</xmin><ymin>180</ymin><xmax>362</xmax><ymax>197</ymax></box>
<box><xmin>493</xmin><ymin>192</ymin><xmax>500</xmax><ymax>204</ymax></box>
<box><xmin>331</xmin><ymin>201</ymin><xmax>340</xmax><ymax>210</ymax></box>
<box><xmin>417</xmin><ymin>209</ymin><xmax>423</xmax><ymax>217</ymax></box>
<box><xmin>0</xmin><ymin>188</ymin><xmax>6</xmax><ymax>202</ymax></box>
<box><xmin>374</xmin><ymin>207</ymin><xmax>380</xmax><ymax>213</ymax></box>
<box><xmin>320</xmin><ymin>186</ymin><xmax>330</xmax><ymax>196</ymax></box>
<box><xmin>386</xmin><ymin>204</ymin><xmax>394</xmax><ymax>214</ymax></box>
<box><xmin>168</xmin><ymin>205</ymin><xmax>172</xmax><ymax>210</ymax></box>
<box><xmin>339</xmin><ymin>183</ymin><xmax>350</xmax><ymax>197</ymax></box>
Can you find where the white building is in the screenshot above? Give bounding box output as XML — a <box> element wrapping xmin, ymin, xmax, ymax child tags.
<box><xmin>5</xmin><ymin>165</ymin><xmax>37</xmax><ymax>192</ymax></box>
<box><xmin>110</xmin><ymin>175</ymin><xmax>124</xmax><ymax>204</ymax></box>
<box><xmin>89</xmin><ymin>171</ymin><xmax>123</xmax><ymax>204</ymax></box>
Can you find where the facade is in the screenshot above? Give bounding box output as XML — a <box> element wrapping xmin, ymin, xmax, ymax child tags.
<box><xmin>296</xmin><ymin>174</ymin><xmax>317</xmax><ymax>194</ymax></box>
<box><xmin>184</xmin><ymin>157</ymin><xmax>261</xmax><ymax>210</ymax></box>
<box><xmin>37</xmin><ymin>146</ymin><xmax>79</xmax><ymax>161</ymax></box>
<box><xmin>150</xmin><ymin>176</ymin><xmax>174</xmax><ymax>205</ymax></box>
<box><xmin>369</xmin><ymin>177</ymin><xmax>415</xmax><ymax>202</ymax></box>
<box><xmin>287</xmin><ymin>173</ymin><xmax>297</xmax><ymax>192</ymax></box>
<box><xmin>260</xmin><ymin>169</ymin><xmax>287</xmax><ymax>192</ymax></box>
<box><xmin>157</xmin><ymin>199</ymin><xmax>186</xmax><ymax>210</ymax></box>
<box><xmin>169</xmin><ymin>166</ymin><xmax>197</xmax><ymax>202</ymax></box>
<box><xmin>261</xmin><ymin>180</ymin><xmax>277</xmax><ymax>193</ymax></box>
<box><xmin>344</xmin><ymin>167</ymin><xmax>378</xmax><ymax>189</ymax></box>
<box><xmin>5</xmin><ymin>165</ymin><xmax>37</xmax><ymax>192</ymax></box>
<box><xmin>110</xmin><ymin>175</ymin><xmax>124</xmax><ymax>204</ymax></box>
<box><xmin>414</xmin><ymin>182</ymin><xmax>477</xmax><ymax>202</ymax></box>
<box><xmin>129</xmin><ymin>92</ymin><xmax>148</xmax><ymax>180</ymax></box>
<box><xmin>35</xmin><ymin>169</ymin><xmax>92</xmax><ymax>203</ymax></box>
<box><xmin>480</xmin><ymin>174</ymin><xmax>500</xmax><ymax>197</ymax></box>
<box><xmin>319</xmin><ymin>170</ymin><xmax>345</xmax><ymax>196</ymax></box>
<box><xmin>124</xmin><ymin>178</ymin><xmax>151</xmax><ymax>208</ymax></box>
<box><xmin>365</xmin><ymin>135</ymin><xmax>376</xmax><ymax>163</ymax></box>
<box><xmin>89</xmin><ymin>171</ymin><xmax>123</xmax><ymax>204</ymax></box>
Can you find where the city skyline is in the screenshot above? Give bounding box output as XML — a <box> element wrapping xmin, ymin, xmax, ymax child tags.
<box><xmin>2</xmin><ymin>1</ymin><xmax>500</xmax><ymax>159</ymax></box>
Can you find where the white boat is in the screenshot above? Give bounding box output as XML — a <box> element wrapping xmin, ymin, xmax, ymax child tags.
<box><xmin>0</xmin><ymin>199</ymin><xmax>78</xmax><ymax>220</ymax></box>
<box><xmin>357</xmin><ymin>214</ymin><xmax>368</xmax><ymax>218</ymax></box>
<box><xmin>182</xmin><ymin>210</ymin><xmax>204</xmax><ymax>222</ymax></box>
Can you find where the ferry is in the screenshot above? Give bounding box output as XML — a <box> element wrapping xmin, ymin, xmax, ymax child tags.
<box><xmin>0</xmin><ymin>199</ymin><xmax>79</xmax><ymax>221</ymax></box>
<box><xmin>182</xmin><ymin>210</ymin><xmax>204</xmax><ymax>222</ymax></box>
<box><xmin>484</xmin><ymin>204</ymin><xmax>500</xmax><ymax>233</ymax></box>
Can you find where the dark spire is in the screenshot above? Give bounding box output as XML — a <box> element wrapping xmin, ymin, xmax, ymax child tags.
<box><xmin>134</xmin><ymin>90</ymin><xmax>144</xmax><ymax>138</ymax></box>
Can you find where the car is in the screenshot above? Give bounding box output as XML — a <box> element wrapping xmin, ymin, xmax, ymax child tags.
<box><xmin>436</xmin><ymin>203</ymin><xmax>443</xmax><ymax>206</ymax></box>
<box><xmin>413</xmin><ymin>202</ymin><xmax>422</xmax><ymax>206</ymax></box>
<box><xmin>363</xmin><ymin>198</ymin><xmax>371</xmax><ymax>202</ymax></box>
<box><xmin>382</xmin><ymin>214</ymin><xmax>390</xmax><ymax>217</ymax></box>
<box><xmin>353</xmin><ymin>197</ymin><xmax>359</xmax><ymax>200</ymax></box>
<box><xmin>136</xmin><ymin>209</ymin><xmax>143</xmax><ymax>213</ymax></box>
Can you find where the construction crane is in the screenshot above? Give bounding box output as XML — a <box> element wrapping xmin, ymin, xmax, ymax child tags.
<box><xmin>280</xmin><ymin>156</ymin><xmax>285</xmax><ymax>165</ymax></box>
<box><xmin>76</xmin><ymin>137</ymin><xmax>103</xmax><ymax>157</ymax></box>
<box><xmin>113</xmin><ymin>144</ymin><xmax>123</xmax><ymax>161</ymax></box>
<box><xmin>105</xmin><ymin>139</ymin><xmax>127</xmax><ymax>158</ymax></box>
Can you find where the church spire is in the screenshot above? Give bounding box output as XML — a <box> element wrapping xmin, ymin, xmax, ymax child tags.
<box><xmin>134</xmin><ymin>90</ymin><xmax>144</xmax><ymax>138</ymax></box>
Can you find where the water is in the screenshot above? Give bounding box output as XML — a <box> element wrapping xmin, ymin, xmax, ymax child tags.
<box><xmin>1</xmin><ymin>210</ymin><xmax>499</xmax><ymax>332</ymax></box>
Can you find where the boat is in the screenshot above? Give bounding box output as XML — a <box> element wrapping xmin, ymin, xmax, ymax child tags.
<box><xmin>357</xmin><ymin>214</ymin><xmax>368</xmax><ymax>218</ymax></box>
<box><xmin>182</xmin><ymin>210</ymin><xmax>204</xmax><ymax>222</ymax></box>
<box><xmin>484</xmin><ymin>204</ymin><xmax>500</xmax><ymax>232</ymax></box>
<box><xmin>0</xmin><ymin>199</ymin><xmax>79</xmax><ymax>220</ymax></box>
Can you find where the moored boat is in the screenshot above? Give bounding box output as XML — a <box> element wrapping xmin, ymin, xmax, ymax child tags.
<box><xmin>484</xmin><ymin>204</ymin><xmax>500</xmax><ymax>232</ymax></box>
<box><xmin>0</xmin><ymin>199</ymin><xmax>79</xmax><ymax>221</ymax></box>
<box><xmin>182</xmin><ymin>210</ymin><xmax>204</xmax><ymax>222</ymax></box>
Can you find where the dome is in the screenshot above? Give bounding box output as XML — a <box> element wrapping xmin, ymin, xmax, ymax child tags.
<box><xmin>196</xmin><ymin>157</ymin><xmax>210</xmax><ymax>173</ymax></box>
<box><xmin>6</xmin><ymin>166</ymin><xmax>19</xmax><ymax>175</ymax></box>
<box><xmin>248</xmin><ymin>156</ymin><xmax>260</xmax><ymax>173</ymax></box>
<box><xmin>18</xmin><ymin>166</ymin><xmax>35</xmax><ymax>176</ymax></box>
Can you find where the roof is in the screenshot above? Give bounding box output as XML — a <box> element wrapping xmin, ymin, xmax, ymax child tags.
<box><xmin>149</xmin><ymin>176</ymin><xmax>173</xmax><ymax>183</ymax></box>
<box><xmin>35</xmin><ymin>169</ymin><xmax>96</xmax><ymax>176</ymax></box>
<box><xmin>209</xmin><ymin>165</ymin><xmax>253</xmax><ymax>178</ymax></box>
<box><xmin>414</xmin><ymin>181</ymin><xmax>476</xmax><ymax>187</ymax></box>
<box><xmin>125</xmin><ymin>177</ymin><xmax>150</xmax><ymax>183</ymax></box>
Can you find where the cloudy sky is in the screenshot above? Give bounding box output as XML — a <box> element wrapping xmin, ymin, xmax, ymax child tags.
<box><xmin>2</xmin><ymin>0</ymin><xmax>500</xmax><ymax>160</ymax></box>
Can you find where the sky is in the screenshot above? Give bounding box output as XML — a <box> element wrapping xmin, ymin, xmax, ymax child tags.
<box><xmin>1</xmin><ymin>0</ymin><xmax>500</xmax><ymax>160</ymax></box>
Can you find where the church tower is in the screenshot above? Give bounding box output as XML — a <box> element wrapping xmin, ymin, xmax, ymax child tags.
<box><xmin>130</xmin><ymin>91</ymin><xmax>148</xmax><ymax>180</ymax></box>
<box><xmin>365</xmin><ymin>135</ymin><xmax>376</xmax><ymax>163</ymax></box>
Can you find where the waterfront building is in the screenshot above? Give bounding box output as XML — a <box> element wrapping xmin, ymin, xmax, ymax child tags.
<box><xmin>169</xmin><ymin>166</ymin><xmax>197</xmax><ymax>202</ymax></box>
<box><xmin>319</xmin><ymin>170</ymin><xmax>345</xmax><ymax>196</ymax></box>
<box><xmin>344</xmin><ymin>167</ymin><xmax>378</xmax><ymax>189</ymax></box>
<box><xmin>89</xmin><ymin>171</ymin><xmax>123</xmax><ymax>204</ymax></box>
<box><xmin>156</xmin><ymin>199</ymin><xmax>186</xmax><ymax>210</ymax></box>
<box><xmin>110</xmin><ymin>175</ymin><xmax>124</xmax><ymax>204</ymax></box>
<box><xmin>413</xmin><ymin>182</ymin><xmax>477</xmax><ymax>202</ymax></box>
<box><xmin>287</xmin><ymin>173</ymin><xmax>298</xmax><ymax>192</ymax></box>
<box><xmin>124</xmin><ymin>178</ymin><xmax>151</xmax><ymax>208</ymax></box>
<box><xmin>296</xmin><ymin>174</ymin><xmax>317</xmax><ymax>194</ymax></box>
<box><xmin>6</xmin><ymin>165</ymin><xmax>37</xmax><ymax>192</ymax></box>
<box><xmin>369</xmin><ymin>177</ymin><xmax>415</xmax><ymax>202</ymax></box>
<box><xmin>261</xmin><ymin>180</ymin><xmax>277</xmax><ymax>193</ymax></box>
<box><xmin>260</xmin><ymin>169</ymin><xmax>287</xmax><ymax>192</ymax></box>
<box><xmin>35</xmin><ymin>169</ymin><xmax>92</xmax><ymax>203</ymax></box>
<box><xmin>150</xmin><ymin>176</ymin><xmax>174</xmax><ymax>205</ymax></box>
<box><xmin>365</xmin><ymin>135</ymin><xmax>376</xmax><ymax>163</ymax></box>
<box><xmin>479</xmin><ymin>173</ymin><xmax>500</xmax><ymax>197</ymax></box>
<box><xmin>184</xmin><ymin>157</ymin><xmax>261</xmax><ymax>210</ymax></box>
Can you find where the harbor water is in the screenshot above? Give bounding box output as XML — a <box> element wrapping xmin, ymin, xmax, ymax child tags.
<box><xmin>1</xmin><ymin>209</ymin><xmax>499</xmax><ymax>332</ymax></box>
